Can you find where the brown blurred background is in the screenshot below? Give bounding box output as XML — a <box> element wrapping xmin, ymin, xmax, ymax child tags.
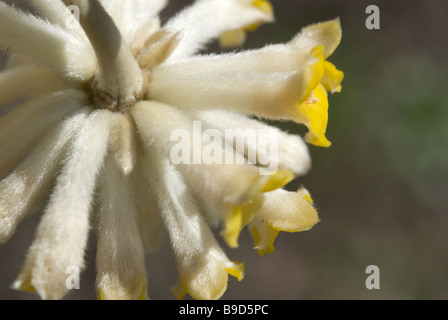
<box><xmin>1</xmin><ymin>0</ymin><xmax>448</xmax><ymax>300</ymax></box>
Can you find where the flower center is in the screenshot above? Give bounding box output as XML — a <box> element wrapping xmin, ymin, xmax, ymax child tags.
<box><xmin>69</xmin><ymin>0</ymin><xmax>145</xmax><ymax>113</ymax></box>
<box><xmin>89</xmin><ymin>74</ymin><xmax>145</xmax><ymax>112</ymax></box>
<box><xmin>87</xmin><ymin>29</ymin><xmax>180</xmax><ymax>112</ymax></box>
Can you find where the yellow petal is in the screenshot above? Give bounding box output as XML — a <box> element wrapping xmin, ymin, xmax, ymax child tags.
<box><xmin>240</xmin><ymin>193</ymin><xmax>264</xmax><ymax>227</ymax></box>
<box><xmin>13</xmin><ymin>271</ymin><xmax>37</xmax><ymax>294</ymax></box>
<box><xmin>291</xmin><ymin>18</ymin><xmax>342</xmax><ymax>59</ymax></box>
<box><xmin>270</xmin><ymin>188</ymin><xmax>320</xmax><ymax>232</ymax></box>
<box><xmin>303</xmin><ymin>193</ymin><xmax>314</xmax><ymax>204</ymax></box>
<box><xmin>260</xmin><ymin>169</ymin><xmax>295</xmax><ymax>193</ymax></box>
<box><xmin>173</xmin><ymin>258</ymin><xmax>244</xmax><ymax>300</ymax></box>
<box><xmin>298</xmin><ymin>84</ymin><xmax>331</xmax><ymax>147</ymax></box>
<box><xmin>225</xmin><ymin>260</ymin><xmax>245</xmax><ymax>282</ymax></box>
<box><xmin>222</xmin><ymin>193</ymin><xmax>264</xmax><ymax>248</ymax></box>
<box><xmin>97</xmin><ymin>279</ymin><xmax>148</xmax><ymax>300</ymax></box>
<box><xmin>219</xmin><ymin>0</ymin><xmax>273</xmax><ymax>48</ymax></box>
<box><xmin>249</xmin><ymin>188</ymin><xmax>320</xmax><ymax>255</ymax></box>
<box><xmin>172</xmin><ymin>278</ymin><xmax>188</xmax><ymax>301</ymax></box>
<box><xmin>252</xmin><ymin>0</ymin><xmax>273</xmax><ymax>14</ymax></box>
<box><xmin>297</xmin><ymin>46</ymin><xmax>325</xmax><ymax>105</ymax></box>
<box><xmin>221</xmin><ymin>168</ymin><xmax>295</xmax><ymax>249</ymax></box>
<box><xmin>219</xmin><ymin>29</ymin><xmax>247</xmax><ymax>48</ymax></box>
<box><xmin>221</xmin><ymin>205</ymin><xmax>243</xmax><ymax>248</ymax></box>
<box><xmin>246</xmin><ymin>0</ymin><xmax>274</xmax><ymax>31</ymax></box>
<box><xmin>137</xmin><ymin>288</ymin><xmax>147</xmax><ymax>300</ymax></box>
<box><xmin>321</xmin><ymin>60</ymin><xmax>344</xmax><ymax>93</ymax></box>
<box><xmin>250</xmin><ymin>222</ymin><xmax>279</xmax><ymax>256</ymax></box>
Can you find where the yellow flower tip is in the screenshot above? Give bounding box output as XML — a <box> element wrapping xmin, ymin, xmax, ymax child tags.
<box><xmin>271</xmin><ymin>190</ymin><xmax>320</xmax><ymax>233</ymax></box>
<box><xmin>250</xmin><ymin>226</ymin><xmax>265</xmax><ymax>256</ymax></box>
<box><xmin>178</xmin><ymin>277</ymin><xmax>227</xmax><ymax>300</ymax></box>
<box><xmin>256</xmin><ymin>247</ymin><xmax>273</xmax><ymax>256</ymax></box>
<box><xmin>137</xmin><ymin>283</ymin><xmax>148</xmax><ymax>300</ymax></box>
<box><xmin>321</xmin><ymin>61</ymin><xmax>344</xmax><ymax>94</ymax></box>
<box><xmin>298</xmin><ymin>84</ymin><xmax>331</xmax><ymax>148</ymax></box>
<box><xmin>249</xmin><ymin>188</ymin><xmax>320</xmax><ymax>256</ymax></box>
<box><xmin>246</xmin><ymin>0</ymin><xmax>274</xmax><ymax>32</ymax></box>
<box><xmin>240</xmin><ymin>193</ymin><xmax>264</xmax><ymax>227</ymax></box>
<box><xmin>222</xmin><ymin>194</ymin><xmax>264</xmax><ymax>248</ymax></box>
<box><xmin>322</xmin><ymin>17</ymin><xmax>343</xmax><ymax>58</ymax></box>
<box><xmin>303</xmin><ymin>195</ymin><xmax>313</xmax><ymax>203</ymax></box>
<box><xmin>333</xmin><ymin>85</ymin><xmax>342</xmax><ymax>93</ymax></box>
<box><xmin>260</xmin><ymin>169</ymin><xmax>295</xmax><ymax>193</ymax></box>
<box><xmin>305</xmin><ymin>133</ymin><xmax>332</xmax><ymax>148</ymax></box>
<box><xmin>299</xmin><ymin>188</ymin><xmax>314</xmax><ymax>204</ymax></box>
<box><xmin>295</xmin><ymin>47</ymin><xmax>342</xmax><ymax>147</ymax></box>
<box><xmin>176</xmin><ymin>261</ymin><xmax>238</xmax><ymax>300</ymax></box>
<box><xmin>219</xmin><ymin>29</ymin><xmax>247</xmax><ymax>48</ymax></box>
<box><xmin>97</xmin><ymin>279</ymin><xmax>148</xmax><ymax>300</ymax></box>
<box><xmin>221</xmin><ymin>206</ymin><xmax>243</xmax><ymax>248</ymax></box>
<box><xmin>298</xmin><ymin>18</ymin><xmax>342</xmax><ymax>58</ymax></box>
<box><xmin>250</xmin><ymin>224</ymin><xmax>278</xmax><ymax>256</ymax></box>
<box><xmin>137</xmin><ymin>292</ymin><xmax>147</xmax><ymax>300</ymax></box>
<box><xmin>252</xmin><ymin>0</ymin><xmax>274</xmax><ymax>15</ymax></box>
<box><xmin>98</xmin><ymin>289</ymin><xmax>106</xmax><ymax>300</ymax></box>
<box><xmin>172</xmin><ymin>279</ymin><xmax>188</xmax><ymax>300</ymax></box>
<box><xmin>298</xmin><ymin>46</ymin><xmax>325</xmax><ymax>105</ymax></box>
<box><xmin>13</xmin><ymin>274</ymin><xmax>37</xmax><ymax>294</ymax></box>
<box><xmin>220</xmin><ymin>0</ymin><xmax>274</xmax><ymax>48</ymax></box>
<box><xmin>225</xmin><ymin>261</ymin><xmax>245</xmax><ymax>282</ymax></box>
<box><xmin>310</xmin><ymin>45</ymin><xmax>325</xmax><ymax>56</ymax></box>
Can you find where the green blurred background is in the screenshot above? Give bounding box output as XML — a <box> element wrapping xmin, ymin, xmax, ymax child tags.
<box><xmin>1</xmin><ymin>0</ymin><xmax>447</xmax><ymax>299</ymax></box>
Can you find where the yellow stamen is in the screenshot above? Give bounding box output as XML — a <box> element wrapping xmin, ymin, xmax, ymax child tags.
<box><xmin>321</xmin><ymin>60</ymin><xmax>344</xmax><ymax>93</ymax></box>
<box><xmin>298</xmin><ymin>84</ymin><xmax>331</xmax><ymax>147</ymax></box>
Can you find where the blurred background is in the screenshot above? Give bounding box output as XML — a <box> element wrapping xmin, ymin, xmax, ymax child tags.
<box><xmin>1</xmin><ymin>0</ymin><xmax>447</xmax><ymax>300</ymax></box>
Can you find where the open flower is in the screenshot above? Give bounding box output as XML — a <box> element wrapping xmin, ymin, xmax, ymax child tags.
<box><xmin>0</xmin><ymin>0</ymin><xmax>343</xmax><ymax>300</ymax></box>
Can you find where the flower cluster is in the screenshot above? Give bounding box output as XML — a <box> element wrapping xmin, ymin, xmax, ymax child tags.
<box><xmin>0</xmin><ymin>0</ymin><xmax>343</xmax><ymax>300</ymax></box>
